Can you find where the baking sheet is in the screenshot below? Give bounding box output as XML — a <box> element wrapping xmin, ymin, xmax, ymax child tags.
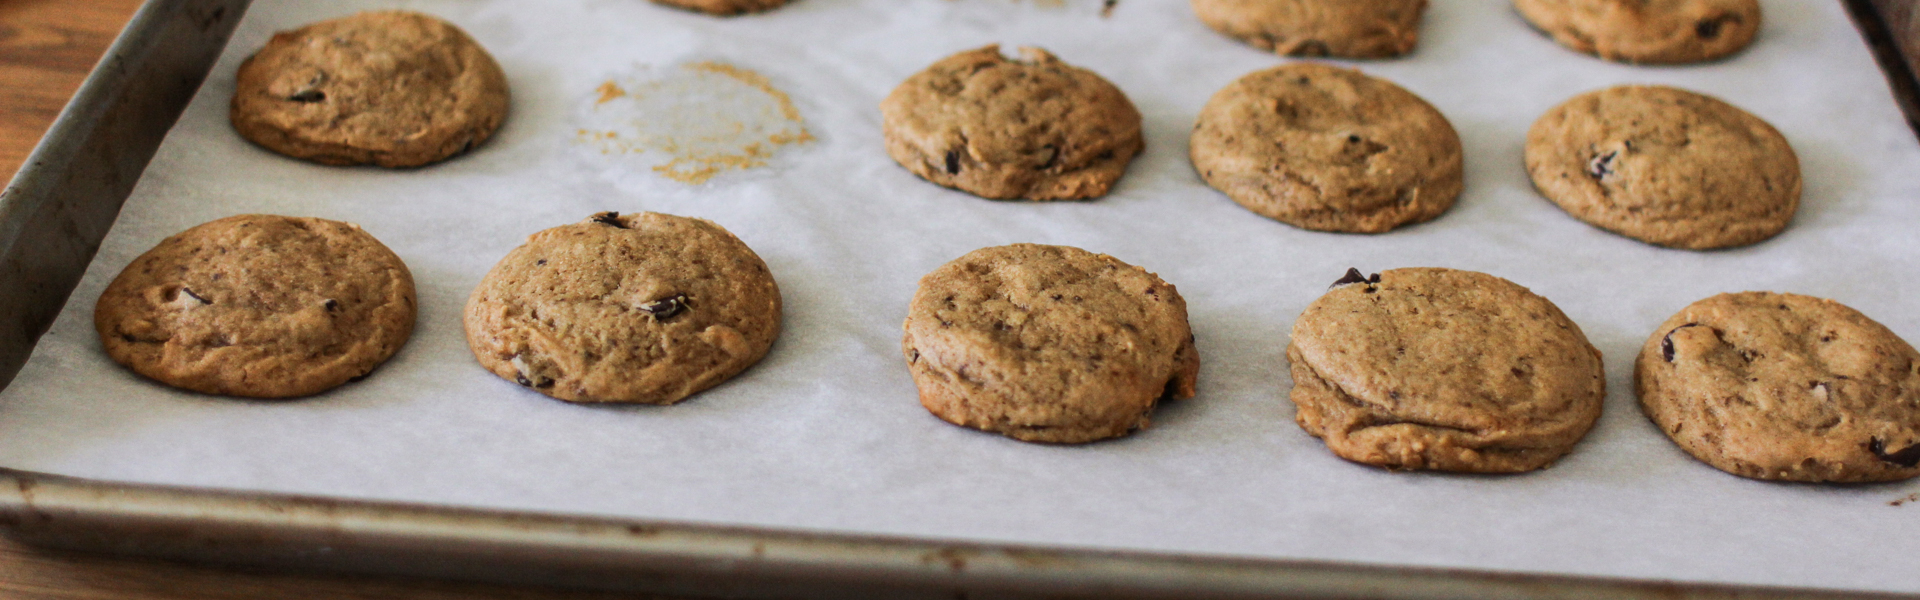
<box><xmin>3</xmin><ymin>0</ymin><xmax>1918</xmax><ymax>594</ymax></box>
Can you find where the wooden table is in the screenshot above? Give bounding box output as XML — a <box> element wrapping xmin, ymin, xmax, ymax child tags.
<box><xmin>0</xmin><ymin>2</ymin><xmax>669</xmax><ymax>597</ymax></box>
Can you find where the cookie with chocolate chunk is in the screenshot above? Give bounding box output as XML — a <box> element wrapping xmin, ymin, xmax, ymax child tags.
<box><xmin>902</xmin><ymin>244</ymin><xmax>1199</xmax><ymax>443</ymax></box>
<box><xmin>1287</xmin><ymin>268</ymin><xmax>1605</xmax><ymax>472</ymax></box>
<box><xmin>1191</xmin><ymin>63</ymin><xmax>1462</xmax><ymax>233</ymax></box>
<box><xmin>1514</xmin><ymin>0</ymin><xmax>1760</xmax><ymax>64</ymax></box>
<box><xmin>463</xmin><ymin>212</ymin><xmax>781</xmax><ymax>404</ymax></box>
<box><xmin>1525</xmin><ymin>85</ymin><xmax>1799</xmax><ymax>250</ymax></box>
<box><xmin>882</xmin><ymin>45</ymin><xmax>1144</xmax><ymax>201</ymax></box>
<box><xmin>1190</xmin><ymin>0</ymin><xmax>1428</xmax><ymax>59</ymax></box>
<box><xmin>231</xmin><ymin>10</ymin><xmax>510</xmax><ymax>167</ymax></box>
<box><xmin>95</xmin><ymin>215</ymin><xmax>417</xmax><ymax>398</ymax></box>
<box><xmin>1637</xmin><ymin>292</ymin><xmax>1920</xmax><ymax>482</ymax></box>
<box><xmin>650</xmin><ymin>0</ymin><xmax>791</xmax><ymax>15</ymax></box>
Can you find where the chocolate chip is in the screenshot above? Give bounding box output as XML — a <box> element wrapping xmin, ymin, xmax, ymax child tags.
<box><xmin>1587</xmin><ymin>150</ymin><xmax>1618</xmax><ymax>180</ymax></box>
<box><xmin>536</xmin><ymin>259</ymin><xmax>547</xmax><ymax>266</ymax></box>
<box><xmin>516</xmin><ymin>374</ymin><xmax>532</xmax><ymax>387</ymax></box>
<box><xmin>180</xmin><ymin>287</ymin><xmax>211</xmax><ymax>305</ymax></box>
<box><xmin>1869</xmin><ymin>438</ymin><xmax>1920</xmax><ymax>468</ymax></box>
<box><xmin>1332</xmin><ymin>267</ymin><xmax>1369</xmax><ymax>287</ymax></box>
<box><xmin>1347</xmin><ymin>134</ymin><xmax>1363</xmax><ymax>144</ymax></box>
<box><xmin>347</xmin><ymin>372</ymin><xmax>370</xmax><ymax>383</ymax></box>
<box><xmin>323</xmin><ymin>299</ymin><xmax>339</xmax><ymax>311</ymax></box>
<box><xmin>288</xmin><ymin>89</ymin><xmax>325</xmax><ymax>103</ymax></box>
<box><xmin>1661</xmin><ymin>323</ymin><xmax>1702</xmax><ymax>363</ymax></box>
<box><xmin>945</xmin><ymin>150</ymin><xmax>961</xmax><ymax>175</ymax></box>
<box><xmin>590</xmin><ymin>212</ymin><xmax>626</xmax><ymax>228</ymax></box>
<box><xmin>1696</xmin><ymin>15</ymin><xmax>1735</xmax><ymax>39</ymax></box>
<box><xmin>639</xmin><ymin>294</ymin><xmax>689</xmax><ymax>320</ymax></box>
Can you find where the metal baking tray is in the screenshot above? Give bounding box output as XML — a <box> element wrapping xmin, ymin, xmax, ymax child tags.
<box><xmin>3</xmin><ymin>1</ymin><xmax>1919</xmax><ymax>597</ymax></box>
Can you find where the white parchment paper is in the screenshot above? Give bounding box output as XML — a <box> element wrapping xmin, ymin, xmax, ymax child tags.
<box><xmin>5</xmin><ymin>0</ymin><xmax>1920</xmax><ymax>593</ymax></box>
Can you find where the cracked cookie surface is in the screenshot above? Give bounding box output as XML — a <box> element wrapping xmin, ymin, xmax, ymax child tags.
<box><xmin>463</xmin><ymin>212</ymin><xmax>781</xmax><ymax>404</ymax></box>
<box><xmin>231</xmin><ymin>10</ymin><xmax>509</xmax><ymax>168</ymax></box>
<box><xmin>1514</xmin><ymin>0</ymin><xmax>1760</xmax><ymax>64</ymax></box>
<box><xmin>1287</xmin><ymin>268</ymin><xmax>1604</xmax><ymax>472</ymax></box>
<box><xmin>1636</xmin><ymin>292</ymin><xmax>1920</xmax><ymax>482</ymax></box>
<box><xmin>881</xmin><ymin>45</ymin><xmax>1144</xmax><ymax>201</ymax></box>
<box><xmin>1190</xmin><ymin>0</ymin><xmax>1428</xmax><ymax>59</ymax></box>
<box><xmin>902</xmin><ymin>244</ymin><xmax>1198</xmax><ymax>444</ymax></box>
<box><xmin>94</xmin><ymin>215</ymin><xmax>416</xmax><ymax>398</ymax></box>
<box><xmin>650</xmin><ymin>0</ymin><xmax>791</xmax><ymax>15</ymax></box>
<box><xmin>1190</xmin><ymin>62</ymin><xmax>1462</xmax><ymax>233</ymax></box>
<box><xmin>1525</xmin><ymin>85</ymin><xmax>1798</xmax><ymax>250</ymax></box>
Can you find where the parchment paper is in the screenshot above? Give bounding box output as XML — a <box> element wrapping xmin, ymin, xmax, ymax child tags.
<box><xmin>5</xmin><ymin>0</ymin><xmax>1920</xmax><ymax>593</ymax></box>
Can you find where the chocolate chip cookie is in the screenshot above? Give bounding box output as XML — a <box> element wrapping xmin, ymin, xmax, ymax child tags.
<box><xmin>1191</xmin><ymin>63</ymin><xmax>1463</xmax><ymax>233</ymax></box>
<box><xmin>464</xmin><ymin>212</ymin><xmax>781</xmax><ymax>404</ymax></box>
<box><xmin>1637</xmin><ymin>292</ymin><xmax>1920</xmax><ymax>482</ymax></box>
<box><xmin>94</xmin><ymin>215</ymin><xmax>417</xmax><ymax>398</ymax></box>
<box><xmin>1514</xmin><ymin>0</ymin><xmax>1761</xmax><ymax>64</ymax></box>
<box><xmin>231</xmin><ymin>10</ymin><xmax>510</xmax><ymax>168</ymax></box>
<box><xmin>1525</xmin><ymin>85</ymin><xmax>1799</xmax><ymax>250</ymax></box>
<box><xmin>1190</xmin><ymin>0</ymin><xmax>1429</xmax><ymax>59</ymax></box>
<box><xmin>1287</xmin><ymin>268</ymin><xmax>1605</xmax><ymax>472</ymax></box>
<box><xmin>881</xmin><ymin>45</ymin><xmax>1144</xmax><ymax>201</ymax></box>
<box><xmin>902</xmin><ymin>244</ymin><xmax>1199</xmax><ymax>444</ymax></box>
<box><xmin>650</xmin><ymin>0</ymin><xmax>792</xmax><ymax>15</ymax></box>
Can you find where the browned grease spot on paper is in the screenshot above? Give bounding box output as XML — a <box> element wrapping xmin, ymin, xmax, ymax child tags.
<box><xmin>578</xmin><ymin>61</ymin><xmax>813</xmax><ymax>184</ymax></box>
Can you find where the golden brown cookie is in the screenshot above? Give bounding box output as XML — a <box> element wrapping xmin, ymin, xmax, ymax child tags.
<box><xmin>1514</xmin><ymin>0</ymin><xmax>1761</xmax><ymax>64</ymax></box>
<box><xmin>94</xmin><ymin>215</ymin><xmax>417</xmax><ymax>398</ymax></box>
<box><xmin>1636</xmin><ymin>292</ymin><xmax>1920</xmax><ymax>483</ymax></box>
<box><xmin>650</xmin><ymin>0</ymin><xmax>792</xmax><ymax>15</ymax></box>
<box><xmin>1190</xmin><ymin>0</ymin><xmax>1428</xmax><ymax>59</ymax></box>
<box><xmin>1191</xmin><ymin>63</ymin><xmax>1462</xmax><ymax>233</ymax></box>
<box><xmin>463</xmin><ymin>212</ymin><xmax>781</xmax><ymax>404</ymax></box>
<box><xmin>881</xmin><ymin>45</ymin><xmax>1144</xmax><ymax>201</ymax></box>
<box><xmin>1287</xmin><ymin>268</ymin><xmax>1605</xmax><ymax>473</ymax></box>
<box><xmin>231</xmin><ymin>10</ymin><xmax>510</xmax><ymax>168</ymax></box>
<box><xmin>902</xmin><ymin>244</ymin><xmax>1199</xmax><ymax>444</ymax></box>
<box><xmin>1525</xmin><ymin>85</ymin><xmax>1800</xmax><ymax>250</ymax></box>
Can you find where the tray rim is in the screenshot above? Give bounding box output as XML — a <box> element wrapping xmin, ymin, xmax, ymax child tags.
<box><xmin>3</xmin><ymin>1</ymin><xmax>1919</xmax><ymax>598</ymax></box>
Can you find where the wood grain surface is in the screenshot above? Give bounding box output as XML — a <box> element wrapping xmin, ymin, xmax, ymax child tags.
<box><xmin>0</xmin><ymin>1</ymin><xmax>676</xmax><ymax>597</ymax></box>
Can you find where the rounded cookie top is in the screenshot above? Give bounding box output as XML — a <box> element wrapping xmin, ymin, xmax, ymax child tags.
<box><xmin>1191</xmin><ymin>63</ymin><xmax>1462</xmax><ymax>233</ymax></box>
<box><xmin>1525</xmin><ymin>85</ymin><xmax>1799</xmax><ymax>250</ymax></box>
<box><xmin>464</xmin><ymin>212</ymin><xmax>781</xmax><ymax>405</ymax></box>
<box><xmin>94</xmin><ymin>215</ymin><xmax>417</xmax><ymax>398</ymax></box>
<box><xmin>231</xmin><ymin>10</ymin><xmax>510</xmax><ymax>168</ymax></box>
<box><xmin>1636</xmin><ymin>292</ymin><xmax>1920</xmax><ymax>483</ymax></box>
<box><xmin>881</xmin><ymin>45</ymin><xmax>1144</xmax><ymax>201</ymax></box>
<box><xmin>1514</xmin><ymin>0</ymin><xmax>1760</xmax><ymax>64</ymax></box>
<box><xmin>1287</xmin><ymin>268</ymin><xmax>1605</xmax><ymax>473</ymax></box>
<box><xmin>650</xmin><ymin>0</ymin><xmax>792</xmax><ymax>15</ymax></box>
<box><xmin>902</xmin><ymin>244</ymin><xmax>1199</xmax><ymax>444</ymax></box>
<box><xmin>1190</xmin><ymin>0</ymin><xmax>1428</xmax><ymax>59</ymax></box>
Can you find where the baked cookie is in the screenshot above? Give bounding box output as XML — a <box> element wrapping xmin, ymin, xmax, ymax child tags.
<box><xmin>1637</xmin><ymin>292</ymin><xmax>1920</xmax><ymax>483</ymax></box>
<box><xmin>881</xmin><ymin>45</ymin><xmax>1144</xmax><ymax>201</ymax></box>
<box><xmin>231</xmin><ymin>11</ymin><xmax>510</xmax><ymax>168</ymax></box>
<box><xmin>464</xmin><ymin>212</ymin><xmax>781</xmax><ymax>404</ymax></box>
<box><xmin>1287</xmin><ymin>268</ymin><xmax>1605</xmax><ymax>472</ymax></box>
<box><xmin>1514</xmin><ymin>0</ymin><xmax>1760</xmax><ymax>64</ymax></box>
<box><xmin>1191</xmin><ymin>63</ymin><xmax>1462</xmax><ymax>233</ymax></box>
<box><xmin>1525</xmin><ymin>85</ymin><xmax>1799</xmax><ymax>250</ymax></box>
<box><xmin>902</xmin><ymin>244</ymin><xmax>1199</xmax><ymax>444</ymax></box>
<box><xmin>650</xmin><ymin>0</ymin><xmax>791</xmax><ymax>15</ymax></box>
<box><xmin>1190</xmin><ymin>0</ymin><xmax>1428</xmax><ymax>59</ymax></box>
<box><xmin>94</xmin><ymin>215</ymin><xmax>416</xmax><ymax>398</ymax></box>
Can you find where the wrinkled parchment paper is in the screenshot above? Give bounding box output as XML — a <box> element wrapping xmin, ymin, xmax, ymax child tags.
<box><xmin>5</xmin><ymin>0</ymin><xmax>1920</xmax><ymax>593</ymax></box>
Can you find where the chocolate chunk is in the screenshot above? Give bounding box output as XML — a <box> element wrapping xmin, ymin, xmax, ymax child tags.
<box><xmin>180</xmin><ymin>287</ymin><xmax>211</xmax><ymax>305</ymax></box>
<box><xmin>945</xmin><ymin>150</ymin><xmax>961</xmax><ymax>175</ymax></box>
<box><xmin>323</xmin><ymin>299</ymin><xmax>339</xmax><ymax>311</ymax></box>
<box><xmin>287</xmin><ymin>89</ymin><xmax>325</xmax><ymax>103</ymax></box>
<box><xmin>639</xmin><ymin>294</ymin><xmax>689</xmax><ymax>320</ymax></box>
<box><xmin>1869</xmin><ymin>438</ymin><xmax>1920</xmax><ymax>468</ymax></box>
<box><xmin>1587</xmin><ymin>150</ymin><xmax>1618</xmax><ymax>180</ymax></box>
<box><xmin>1332</xmin><ymin>267</ymin><xmax>1370</xmax><ymax>287</ymax></box>
<box><xmin>590</xmin><ymin>212</ymin><xmax>626</xmax><ymax>228</ymax></box>
<box><xmin>1661</xmin><ymin>323</ymin><xmax>1703</xmax><ymax>363</ymax></box>
<box><xmin>1696</xmin><ymin>15</ymin><xmax>1736</xmax><ymax>39</ymax></box>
